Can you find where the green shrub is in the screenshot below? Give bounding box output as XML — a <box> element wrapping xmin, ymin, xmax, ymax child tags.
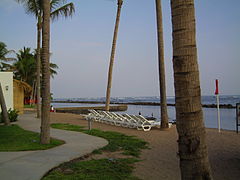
<box><xmin>0</xmin><ymin>108</ymin><xmax>19</xmax><ymax>123</ymax></box>
<box><xmin>8</xmin><ymin>108</ymin><xmax>19</xmax><ymax>122</ymax></box>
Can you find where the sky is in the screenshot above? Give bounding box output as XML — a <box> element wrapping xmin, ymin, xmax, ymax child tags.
<box><xmin>0</xmin><ymin>0</ymin><xmax>240</xmax><ymax>98</ymax></box>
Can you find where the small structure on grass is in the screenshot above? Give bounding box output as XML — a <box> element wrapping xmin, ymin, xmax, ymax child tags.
<box><xmin>13</xmin><ymin>79</ymin><xmax>32</xmax><ymax>114</ymax></box>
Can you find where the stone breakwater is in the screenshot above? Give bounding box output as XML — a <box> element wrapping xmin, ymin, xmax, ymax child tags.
<box><xmin>55</xmin><ymin>105</ymin><xmax>128</xmax><ymax>114</ymax></box>
<box><xmin>52</xmin><ymin>100</ymin><xmax>236</xmax><ymax>109</ymax></box>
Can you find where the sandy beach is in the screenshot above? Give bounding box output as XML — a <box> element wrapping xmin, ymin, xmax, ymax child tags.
<box><xmin>50</xmin><ymin>112</ymin><xmax>240</xmax><ymax>180</ymax></box>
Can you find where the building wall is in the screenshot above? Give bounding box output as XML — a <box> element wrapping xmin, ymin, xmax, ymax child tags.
<box><xmin>0</xmin><ymin>72</ymin><xmax>13</xmax><ymax>112</ymax></box>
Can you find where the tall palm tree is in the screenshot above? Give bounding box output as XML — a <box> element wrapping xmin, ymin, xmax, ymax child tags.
<box><xmin>105</xmin><ymin>0</ymin><xmax>123</xmax><ymax>111</ymax></box>
<box><xmin>170</xmin><ymin>0</ymin><xmax>212</xmax><ymax>179</ymax></box>
<box><xmin>41</xmin><ymin>0</ymin><xmax>51</xmax><ymax>144</ymax></box>
<box><xmin>16</xmin><ymin>0</ymin><xmax>75</xmax><ymax>118</ymax></box>
<box><xmin>155</xmin><ymin>0</ymin><xmax>169</xmax><ymax>129</ymax></box>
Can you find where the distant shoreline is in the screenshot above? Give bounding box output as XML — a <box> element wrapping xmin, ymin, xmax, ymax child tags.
<box><xmin>51</xmin><ymin>100</ymin><xmax>236</xmax><ymax>109</ymax></box>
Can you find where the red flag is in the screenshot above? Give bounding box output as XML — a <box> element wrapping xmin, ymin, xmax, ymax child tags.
<box><xmin>215</xmin><ymin>79</ymin><xmax>219</xmax><ymax>95</ymax></box>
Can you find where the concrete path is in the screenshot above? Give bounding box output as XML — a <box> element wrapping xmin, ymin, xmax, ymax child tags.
<box><xmin>0</xmin><ymin>112</ymin><xmax>108</xmax><ymax>180</ymax></box>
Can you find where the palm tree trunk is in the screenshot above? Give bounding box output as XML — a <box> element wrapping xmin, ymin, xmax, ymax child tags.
<box><xmin>105</xmin><ymin>0</ymin><xmax>123</xmax><ymax>111</ymax></box>
<box><xmin>155</xmin><ymin>0</ymin><xmax>169</xmax><ymax>129</ymax></box>
<box><xmin>36</xmin><ymin>16</ymin><xmax>41</xmax><ymax>118</ymax></box>
<box><xmin>170</xmin><ymin>0</ymin><xmax>212</xmax><ymax>179</ymax></box>
<box><xmin>40</xmin><ymin>0</ymin><xmax>51</xmax><ymax>144</ymax></box>
<box><xmin>0</xmin><ymin>83</ymin><xmax>10</xmax><ymax>125</ymax></box>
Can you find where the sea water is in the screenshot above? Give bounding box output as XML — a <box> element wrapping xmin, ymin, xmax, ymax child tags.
<box><xmin>52</xmin><ymin>95</ymin><xmax>240</xmax><ymax>131</ymax></box>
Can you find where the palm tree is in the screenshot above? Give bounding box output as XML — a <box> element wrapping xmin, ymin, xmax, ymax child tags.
<box><xmin>41</xmin><ymin>0</ymin><xmax>51</xmax><ymax>144</ymax></box>
<box><xmin>0</xmin><ymin>42</ymin><xmax>15</xmax><ymax>61</ymax></box>
<box><xmin>155</xmin><ymin>0</ymin><xmax>169</xmax><ymax>129</ymax></box>
<box><xmin>105</xmin><ymin>0</ymin><xmax>123</xmax><ymax>111</ymax></box>
<box><xmin>0</xmin><ymin>42</ymin><xmax>15</xmax><ymax>71</ymax></box>
<box><xmin>16</xmin><ymin>0</ymin><xmax>75</xmax><ymax>118</ymax></box>
<box><xmin>170</xmin><ymin>0</ymin><xmax>212</xmax><ymax>179</ymax></box>
<box><xmin>14</xmin><ymin>47</ymin><xmax>36</xmax><ymax>84</ymax></box>
<box><xmin>13</xmin><ymin>47</ymin><xmax>58</xmax><ymax>86</ymax></box>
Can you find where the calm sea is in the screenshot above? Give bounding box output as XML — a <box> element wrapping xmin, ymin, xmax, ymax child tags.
<box><xmin>52</xmin><ymin>95</ymin><xmax>240</xmax><ymax>131</ymax></box>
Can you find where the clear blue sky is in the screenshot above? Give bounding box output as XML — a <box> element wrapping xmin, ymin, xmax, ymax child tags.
<box><xmin>0</xmin><ymin>0</ymin><xmax>240</xmax><ymax>98</ymax></box>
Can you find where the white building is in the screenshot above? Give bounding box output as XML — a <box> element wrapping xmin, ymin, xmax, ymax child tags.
<box><xmin>0</xmin><ymin>72</ymin><xmax>13</xmax><ymax>112</ymax></box>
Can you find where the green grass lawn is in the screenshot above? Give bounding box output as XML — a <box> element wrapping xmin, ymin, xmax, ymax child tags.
<box><xmin>42</xmin><ymin>158</ymin><xmax>140</xmax><ymax>180</ymax></box>
<box><xmin>0</xmin><ymin>125</ymin><xmax>64</xmax><ymax>151</ymax></box>
<box><xmin>51</xmin><ymin>123</ymin><xmax>149</xmax><ymax>157</ymax></box>
<box><xmin>24</xmin><ymin>104</ymin><xmax>36</xmax><ymax>108</ymax></box>
<box><xmin>43</xmin><ymin>123</ymin><xmax>149</xmax><ymax>180</ymax></box>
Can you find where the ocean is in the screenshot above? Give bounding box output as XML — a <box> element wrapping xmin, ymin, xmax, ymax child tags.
<box><xmin>52</xmin><ymin>95</ymin><xmax>240</xmax><ymax>131</ymax></box>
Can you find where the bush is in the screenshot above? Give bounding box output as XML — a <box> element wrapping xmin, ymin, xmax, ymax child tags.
<box><xmin>0</xmin><ymin>108</ymin><xmax>19</xmax><ymax>123</ymax></box>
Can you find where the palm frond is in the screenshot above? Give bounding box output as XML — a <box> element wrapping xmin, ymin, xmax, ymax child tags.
<box><xmin>50</xmin><ymin>0</ymin><xmax>67</xmax><ymax>10</ymax></box>
<box><xmin>16</xmin><ymin>0</ymin><xmax>41</xmax><ymax>18</ymax></box>
<box><xmin>0</xmin><ymin>42</ymin><xmax>16</xmax><ymax>62</ymax></box>
<box><xmin>50</xmin><ymin>2</ymin><xmax>75</xmax><ymax>21</ymax></box>
<box><xmin>50</xmin><ymin>63</ymin><xmax>59</xmax><ymax>69</ymax></box>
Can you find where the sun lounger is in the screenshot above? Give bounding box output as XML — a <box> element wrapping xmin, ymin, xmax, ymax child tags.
<box><xmin>85</xmin><ymin>110</ymin><xmax>163</xmax><ymax>131</ymax></box>
<box><xmin>87</xmin><ymin>109</ymin><xmax>104</xmax><ymax>122</ymax></box>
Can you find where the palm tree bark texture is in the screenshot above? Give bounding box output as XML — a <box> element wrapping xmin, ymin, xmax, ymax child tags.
<box><xmin>170</xmin><ymin>0</ymin><xmax>212</xmax><ymax>179</ymax></box>
<box><xmin>41</xmin><ymin>0</ymin><xmax>51</xmax><ymax>144</ymax></box>
<box><xmin>155</xmin><ymin>0</ymin><xmax>169</xmax><ymax>129</ymax></box>
<box><xmin>105</xmin><ymin>0</ymin><xmax>123</xmax><ymax>111</ymax></box>
<box><xmin>36</xmin><ymin>15</ymin><xmax>41</xmax><ymax>118</ymax></box>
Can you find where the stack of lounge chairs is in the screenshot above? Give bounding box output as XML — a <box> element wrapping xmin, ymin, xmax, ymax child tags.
<box><xmin>85</xmin><ymin>109</ymin><xmax>172</xmax><ymax>131</ymax></box>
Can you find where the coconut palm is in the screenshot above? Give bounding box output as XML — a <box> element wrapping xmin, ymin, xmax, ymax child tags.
<box><xmin>155</xmin><ymin>0</ymin><xmax>169</xmax><ymax>129</ymax></box>
<box><xmin>0</xmin><ymin>42</ymin><xmax>15</xmax><ymax>71</ymax></box>
<box><xmin>0</xmin><ymin>42</ymin><xmax>15</xmax><ymax>61</ymax></box>
<box><xmin>13</xmin><ymin>47</ymin><xmax>58</xmax><ymax>87</ymax></box>
<box><xmin>105</xmin><ymin>0</ymin><xmax>123</xmax><ymax>111</ymax></box>
<box><xmin>14</xmin><ymin>47</ymin><xmax>36</xmax><ymax>84</ymax></box>
<box><xmin>16</xmin><ymin>0</ymin><xmax>75</xmax><ymax>118</ymax></box>
<box><xmin>40</xmin><ymin>0</ymin><xmax>51</xmax><ymax>144</ymax></box>
<box><xmin>170</xmin><ymin>0</ymin><xmax>212</xmax><ymax>178</ymax></box>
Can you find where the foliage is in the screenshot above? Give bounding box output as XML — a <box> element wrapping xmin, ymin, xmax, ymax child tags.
<box><xmin>12</xmin><ymin>47</ymin><xmax>58</xmax><ymax>86</ymax></box>
<box><xmin>0</xmin><ymin>41</ymin><xmax>15</xmax><ymax>71</ymax></box>
<box><xmin>14</xmin><ymin>47</ymin><xmax>36</xmax><ymax>85</ymax></box>
<box><xmin>51</xmin><ymin>123</ymin><xmax>149</xmax><ymax>157</ymax></box>
<box><xmin>7</xmin><ymin>108</ymin><xmax>19</xmax><ymax>122</ymax></box>
<box><xmin>16</xmin><ymin>0</ymin><xmax>75</xmax><ymax>22</ymax></box>
<box><xmin>43</xmin><ymin>158</ymin><xmax>140</xmax><ymax>180</ymax></box>
<box><xmin>0</xmin><ymin>124</ymin><xmax>64</xmax><ymax>151</ymax></box>
<box><xmin>0</xmin><ymin>108</ymin><xmax>19</xmax><ymax>123</ymax></box>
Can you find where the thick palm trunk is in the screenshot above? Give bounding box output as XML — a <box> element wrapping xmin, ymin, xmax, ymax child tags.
<box><xmin>40</xmin><ymin>0</ymin><xmax>51</xmax><ymax>144</ymax></box>
<box><xmin>36</xmin><ymin>16</ymin><xmax>41</xmax><ymax>118</ymax></box>
<box><xmin>170</xmin><ymin>0</ymin><xmax>212</xmax><ymax>179</ymax></box>
<box><xmin>155</xmin><ymin>0</ymin><xmax>169</xmax><ymax>129</ymax></box>
<box><xmin>0</xmin><ymin>83</ymin><xmax>10</xmax><ymax>125</ymax></box>
<box><xmin>105</xmin><ymin>0</ymin><xmax>123</xmax><ymax>111</ymax></box>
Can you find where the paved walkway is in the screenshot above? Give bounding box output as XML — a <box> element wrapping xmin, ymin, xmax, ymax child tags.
<box><xmin>0</xmin><ymin>112</ymin><xmax>108</xmax><ymax>180</ymax></box>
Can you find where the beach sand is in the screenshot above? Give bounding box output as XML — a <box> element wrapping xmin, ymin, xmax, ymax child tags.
<box><xmin>50</xmin><ymin>112</ymin><xmax>240</xmax><ymax>180</ymax></box>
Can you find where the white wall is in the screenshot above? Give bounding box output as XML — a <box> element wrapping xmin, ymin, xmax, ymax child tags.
<box><xmin>0</xmin><ymin>72</ymin><xmax>13</xmax><ymax>112</ymax></box>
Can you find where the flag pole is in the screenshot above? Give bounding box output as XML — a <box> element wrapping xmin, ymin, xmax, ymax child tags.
<box><xmin>215</xmin><ymin>79</ymin><xmax>221</xmax><ymax>132</ymax></box>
